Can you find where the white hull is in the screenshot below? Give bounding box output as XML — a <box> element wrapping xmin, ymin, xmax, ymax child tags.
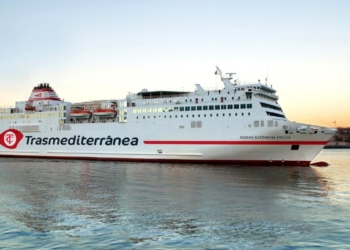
<box><xmin>0</xmin><ymin>119</ymin><xmax>334</xmax><ymax>165</ymax></box>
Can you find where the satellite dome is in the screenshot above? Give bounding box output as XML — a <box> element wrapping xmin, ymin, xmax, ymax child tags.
<box><xmin>141</xmin><ymin>88</ymin><xmax>148</xmax><ymax>93</ymax></box>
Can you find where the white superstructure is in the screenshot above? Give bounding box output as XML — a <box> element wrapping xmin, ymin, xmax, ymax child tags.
<box><xmin>0</xmin><ymin>68</ymin><xmax>336</xmax><ymax>166</ymax></box>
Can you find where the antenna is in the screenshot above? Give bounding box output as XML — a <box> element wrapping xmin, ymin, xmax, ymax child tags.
<box><xmin>227</xmin><ymin>73</ymin><xmax>236</xmax><ymax>78</ymax></box>
<box><xmin>215</xmin><ymin>66</ymin><xmax>223</xmax><ymax>78</ymax></box>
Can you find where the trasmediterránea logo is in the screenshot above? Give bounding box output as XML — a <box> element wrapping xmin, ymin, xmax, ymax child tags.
<box><xmin>0</xmin><ymin>129</ymin><xmax>24</xmax><ymax>149</ymax></box>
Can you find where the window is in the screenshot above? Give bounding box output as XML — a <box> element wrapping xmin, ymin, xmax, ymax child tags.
<box><xmin>261</xmin><ymin>121</ymin><xmax>264</xmax><ymax>127</ymax></box>
<box><xmin>242</xmin><ymin>113</ymin><xmax>244</xmax><ymax>116</ymax></box>
<box><xmin>197</xmin><ymin>106</ymin><xmax>202</xmax><ymax>111</ymax></box>
<box><xmin>216</xmin><ymin>114</ymin><xmax>219</xmax><ymax>116</ymax></box>
<box><xmin>267</xmin><ymin>111</ymin><xmax>285</xmax><ymax>118</ymax></box>
<box><xmin>209</xmin><ymin>105</ymin><xmax>214</xmax><ymax>110</ymax></box>
<box><xmin>185</xmin><ymin>107</ymin><xmax>190</xmax><ymax>111</ymax></box>
<box><xmin>268</xmin><ymin>120</ymin><xmax>273</xmax><ymax>127</ymax></box>
<box><xmin>234</xmin><ymin>104</ymin><xmax>239</xmax><ymax>109</ymax></box>
<box><xmin>260</xmin><ymin>102</ymin><xmax>282</xmax><ymax>111</ymax></box>
<box><xmin>221</xmin><ymin>105</ymin><xmax>226</xmax><ymax>109</ymax></box>
<box><xmin>180</xmin><ymin>107</ymin><xmax>184</xmax><ymax>111</ymax></box>
<box><xmin>203</xmin><ymin>106</ymin><xmax>208</xmax><ymax>110</ymax></box>
<box><xmin>247</xmin><ymin>104</ymin><xmax>252</xmax><ymax>109</ymax></box>
<box><xmin>254</xmin><ymin>121</ymin><xmax>259</xmax><ymax>127</ymax></box>
<box><xmin>228</xmin><ymin>104</ymin><xmax>233</xmax><ymax>109</ymax></box>
<box><xmin>215</xmin><ymin>105</ymin><xmax>220</xmax><ymax>110</ymax></box>
<box><xmin>241</xmin><ymin>104</ymin><xmax>246</xmax><ymax>109</ymax></box>
<box><xmin>191</xmin><ymin>106</ymin><xmax>196</xmax><ymax>111</ymax></box>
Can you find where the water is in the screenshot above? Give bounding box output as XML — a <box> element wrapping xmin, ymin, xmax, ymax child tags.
<box><xmin>0</xmin><ymin>149</ymin><xmax>349</xmax><ymax>249</ymax></box>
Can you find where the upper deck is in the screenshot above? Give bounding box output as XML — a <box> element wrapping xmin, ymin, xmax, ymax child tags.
<box><xmin>0</xmin><ymin>68</ymin><xmax>286</xmax><ymax>131</ymax></box>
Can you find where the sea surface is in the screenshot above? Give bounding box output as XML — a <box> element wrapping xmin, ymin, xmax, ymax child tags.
<box><xmin>0</xmin><ymin>149</ymin><xmax>349</xmax><ymax>249</ymax></box>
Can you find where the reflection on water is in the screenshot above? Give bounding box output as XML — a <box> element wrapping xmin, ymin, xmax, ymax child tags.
<box><xmin>0</xmin><ymin>149</ymin><xmax>349</xmax><ymax>249</ymax></box>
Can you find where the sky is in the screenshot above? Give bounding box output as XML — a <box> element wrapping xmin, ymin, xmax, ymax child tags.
<box><xmin>0</xmin><ymin>0</ymin><xmax>349</xmax><ymax>127</ymax></box>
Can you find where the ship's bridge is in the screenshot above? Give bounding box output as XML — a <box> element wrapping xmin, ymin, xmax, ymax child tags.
<box><xmin>237</xmin><ymin>83</ymin><xmax>278</xmax><ymax>102</ymax></box>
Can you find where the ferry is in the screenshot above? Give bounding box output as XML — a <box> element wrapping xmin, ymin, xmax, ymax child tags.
<box><xmin>0</xmin><ymin>67</ymin><xmax>336</xmax><ymax>165</ymax></box>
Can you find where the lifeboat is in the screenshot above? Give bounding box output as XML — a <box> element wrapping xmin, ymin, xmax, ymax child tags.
<box><xmin>93</xmin><ymin>108</ymin><xmax>116</xmax><ymax>117</ymax></box>
<box><xmin>70</xmin><ymin>109</ymin><xmax>91</xmax><ymax>119</ymax></box>
<box><xmin>25</xmin><ymin>104</ymin><xmax>36</xmax><ymax>111</ymax></box>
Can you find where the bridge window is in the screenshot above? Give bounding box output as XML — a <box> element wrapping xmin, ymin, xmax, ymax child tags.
<box><xmin>247</xmin><ymin>104</ymin><xmax>252</xmax><ymax>109</ymax></box>
<box><xmin>266</xmin><ymin>111</ymin><xmax>285</xmax><ymax>118</ymax></box>
<box><xmin>260</xmin><ymin>102</ymin><xmax>282</xmax><ymax>111</ymax></box>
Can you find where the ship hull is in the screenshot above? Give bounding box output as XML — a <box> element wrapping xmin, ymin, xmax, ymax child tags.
<box><xmin>0</xmin><ymin>119</ymin><xmax>335</xmax><ymax>166</ymax></box>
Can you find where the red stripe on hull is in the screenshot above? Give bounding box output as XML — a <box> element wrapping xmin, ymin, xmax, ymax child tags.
<box><xmin>143</xmin><ymin>140</ymin><xmax>328</xmax><ymax>145</ymax></box>
<box><xmin>0</xmin><ymin>154</ymin><xmax>311</xmax><ymax>166</ymax></box>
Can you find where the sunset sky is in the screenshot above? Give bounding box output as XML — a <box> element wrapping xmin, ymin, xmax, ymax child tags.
<box><xmin>0</xmin><ymin>0</ymin><xmax>349</xmax><ymax>127</ymax></box>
